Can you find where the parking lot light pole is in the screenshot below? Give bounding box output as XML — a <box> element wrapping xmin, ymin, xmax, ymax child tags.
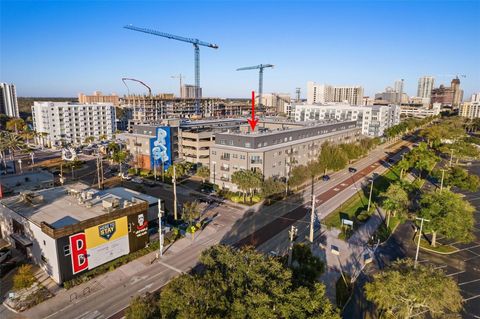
<box><xmin>309</xmin><ymin>195</ymin><xmax>315</xmax><ymax>244</ymax></box>
<box><xmin>158</xmin><ymin>199</ymin><xmax>164</xmax><ymax>258</ymax></box>
<box><xmin>414</xmin><ymin>217</ymin><xmax>430</xmax><ymax>269</ymax></box>
<box><xmin>173</xmin><ymin>166</ymin><xmax>178</xmax><ymax>220</ymax></box>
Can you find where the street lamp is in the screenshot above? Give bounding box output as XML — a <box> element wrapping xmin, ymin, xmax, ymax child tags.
<box><xmin>287</xmin><ymin>225</ymin><xmax>298</xmax><ymax>267</ymax></box>
<box><xmin>17</xmin><ymin>159</ymin><xmax>23</xmax><ymax>174</ymax></box>
<box><xmin>414</xmin><ymin>217</ymin><xmax>430</xmax><ymax>269</ymax></box>
<box><xmin>367</xmin><ymin>176</ymin><xmax>374</xmax><ymax>212</ymax></box>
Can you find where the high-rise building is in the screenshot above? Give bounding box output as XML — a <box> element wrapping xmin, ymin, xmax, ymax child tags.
<box><xmin>459</xmin><ymin>102</ymin><xmax>480</xmax><ymax>119</ymax></box>
<box><xmin>32</xmin><ymin>102</ymin><xmax>115</xmax><ymax>147</ymax></box>
<box><xmin>471</xmin><ymin>93</ymin><xmax>480</xmax><ymax>103</ymax></box>
<box><xmin>0</xmin><ymin>83</ymin><xmax>19</xmax><ymax>117</ymax></box>
<box><xmin>293</xmin><ymin>103</ymin><xmax>400</xmax><ymax>137</ymax></box>
<box><xmin>180</xmin><ymin>85</ymin><xmax>202</xmax><ymax>99</ymax></box>
<box><xmin>431</xmin><ymin>78</ymin><xmax>463</xmax><ymax>107</ymax></box>
<box><xmin>257</xmin><ymin>93</ymin><xmax>291</xmax><ymax>114</ymax></box>
<box><xmin>78</xmin><ymin>91</ymin><xmax>119</xmax><ymax>106</ymax></box>
<box><xmin>307</xmin><ymin>81</ymin><xmax>363</xmax><ymax>105</ymax></box>
<box><xmin>394</xmin><ymin>80</ymin><xmax>404</xmax><ymax>94</ymax></box>
<box><xmin>374</xmin><ymin>87</ymin><xmax>408</xmax><ymax>104</ymax></box>
<box><xmin>417</xmin><ymin>76</ymin><xmax>435</xmax><ymax>99</ymax></box>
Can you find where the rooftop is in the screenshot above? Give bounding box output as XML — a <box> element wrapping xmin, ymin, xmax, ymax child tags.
<box><xmin>0</xmin><ymin>183</ymin><xmax>158</xmax><ymax>229</ymax></box>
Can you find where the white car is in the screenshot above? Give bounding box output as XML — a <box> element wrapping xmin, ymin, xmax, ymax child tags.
<box><xmin>132</xmin><ymin>177</ymin><xmax>143</xmax><ymax>184</ymax></box>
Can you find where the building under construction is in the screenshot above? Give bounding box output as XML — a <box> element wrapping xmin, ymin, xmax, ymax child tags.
<box><xmin>120</xmin><ymin>95</ymin><xmax>252</xmax><ymax>126</ymax></box>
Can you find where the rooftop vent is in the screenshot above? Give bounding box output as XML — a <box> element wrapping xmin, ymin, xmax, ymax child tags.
<box><xmin>21</xmin><ymin>191</ymin><xmax>44</xmax><ymax>205</ymax></box>
<box><xmin>102</xmin><ymin>198</ymin><xmax>120</xmax><ymax>210</ymax></box>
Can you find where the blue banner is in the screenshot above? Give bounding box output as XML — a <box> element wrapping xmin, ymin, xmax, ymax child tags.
<box><xmin>150</xmin><ymin>127</ymin><xmax>172</xmax><ymax>171</ymax></box>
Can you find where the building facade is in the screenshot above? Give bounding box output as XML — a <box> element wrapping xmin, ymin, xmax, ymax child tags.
<box><xmin>292</xmin><ymin>103</ymin><xmax>400</xmax><ymax>136</ymax></box>
<box><xmin>431</xmin><ymin>78</ymin><xmax>464</xmax><ymax>107</ymax></box>
<box><xmin>259</xmin><ymin>93</ymin><xmax>291</xmax><ymax>115</ymax></box>
<box><xmin>400</xmin><ymin>104</ymin><xmax>441</xmax><ymax>118</ymax></box>
<box><xmin>181</xmin><ymin>85</ymin><xmax>202</xmax><ymax>99</ymax></box>
<box><xmin>32</xmin><ymin>102</ymin><xmax>115</xmax><ymax>147</ymax></box>
<box><xmin>209</xmin><ymin>121</ymin><xmax>361</xmax><ymax>191</ymax></box>
<box><xmin>0</xmin><ymin>83</ymin><xmax>19</xmax><ymax>117</ymax></box>
<box><xmin>470</xmin><ymin>93</ymin><xmax>480</xmax><ymax>103</ymax></box>
<box><xmin>78</xmin><ymin>91</ymin><xmax>120</xmax><ymax>107</ymax></box>
<box><xmin>417</xmin><ymin>76</ymin><xmax>435</xmax><ymax>99</ymax></box>
<box><xmin>459</xmin><ymin>102</ymin><xmax>480</xmax><ymax>119</ymax></box>
<box><xmin>307</xmin><ymin>82</ymin><xmax>363</xmax><ymax>105</ymax></box>
<box><xmin>0</xmin><ymin>183</ymin><xmax>160</xmax><ymax>284</ymax></box>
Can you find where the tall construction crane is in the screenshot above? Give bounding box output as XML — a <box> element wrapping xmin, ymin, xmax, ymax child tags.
<box><xmin>124</xmin><ymin>25</ymin><xmax>219</xmax><ymax>115</ymax></box>
<box><xmin>171</xmin><ymin>74</ymin><xmax>185</xmax><ymax>98</ymax></box>
<box><xmin>236</xmin><ymin>64</ymin><xmax>274</xmax><ymax>115</ymax></box>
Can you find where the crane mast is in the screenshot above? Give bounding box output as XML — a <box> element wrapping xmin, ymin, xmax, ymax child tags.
<box><xmin>124</xmin><ymin>25</ymin><xmax>218</xmax><ymax>115</ymax></box>
<box><xmin>236</xmin><ymin>64</ymin><xmax>274</xmax><ymax>116</ymax></box>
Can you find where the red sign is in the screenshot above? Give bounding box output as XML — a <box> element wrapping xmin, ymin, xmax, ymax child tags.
<box><xmin>69</xmin><ymin>233</ymin><xmax>88</xmax><ymax>274</ymax></box>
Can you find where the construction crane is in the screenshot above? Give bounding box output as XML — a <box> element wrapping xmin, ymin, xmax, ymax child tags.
<box><xmin>171</xmin><ymin>74</ymin><xmax>185</xmax><ymax>98</ymax></box>
<box><xmin>236</xmin><ymin>64</ymin><xmax>274</xmax><ymax>115</ymax></box>
<box><xmin>124</xmin><ymin>25</ymin><xmax>219</xmax><ymax>115</ymax></box>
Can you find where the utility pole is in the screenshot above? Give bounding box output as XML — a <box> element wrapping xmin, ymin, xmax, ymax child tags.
<box><xmin>158</xmin><ymin>199</ymin><xmax>164</xmax><ymax>258</ymax></box>
<box><xmin>285</xmin><ymin>158</ymin><xmax>289</xmax><ymax>196</ymax></box>
<box><xmin>173</xmin><ymin>165</ymin><xmax>178</xmax><ymax>220</ymax></box>
<box><xmin>367</xmin><ymin>177</ymin><xmax>374</xmax><ymax>211</ymax></box>
<box><xmin>60</xmin><ymin>162</ymin><xmax>64</xmax><ymax>185</ymax></box>
<box><xmin>96</xmin><ymin>154</ymin><xmax>101</xmax><ymax>189</ymax></box>
<box><xmin>287</xmin><ymin>225</ymin><xmax>297</xmax><ymax>267</ymax></box>
<box><xmin>414</xmin><ymin>217</ymin><xmax>430</xmax><ymax>269</ymax></box>
<box><xmin>440</xmin><ymin>169</ymin><xmax>445</xmax><ymax>191</ymax></box>
<box><xmin>100</xmin><ymin>155</ymin><xmax>104</xmax><ymax>189</ymax></box>
<box><xmin>309</xmin><ymin>195</ymin><xmax>316</xmax><ymax>244</ymax></box>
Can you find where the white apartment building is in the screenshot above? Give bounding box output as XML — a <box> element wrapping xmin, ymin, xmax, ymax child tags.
<box><xmin>0</xmin><ymin>82</ymin><xmax>19</xmax><ymax>117</ymax></box>
<box><xmin>307</xmin><ymin>81</ymin><xmax>364</xmax><ymax>105</ymax></box>
<box><xmin>32</xmin><ymin>102</ymin><xmax>115</xmax><ymax>147</ymax></box>
<box><xmin>459</xmin><ymin>102</ymin><xmax>480</xmax><ymax>119</ymax></box>
<box><xmin>470</xmin><ymin>93</ymin><xmax>480</xmax><ymax>103</ymax></box>
<box><xmin>400</xmin><ymin>104</ymin><xmax>441</xmax><ymax>118</ymax></box>
<box><xmin>417</xmin><ymin>76</ymin><xmax>435</xmax><ymax>99</ymax></box>
<box><xmin>258</xmin><ymin>93</ymin><xmax>291</xmax><ymax>114</ymax></box>
<box><xmin>293</xmin><ymin>103</ymin><xmax>400</xmax><ymax>137</ymax></box>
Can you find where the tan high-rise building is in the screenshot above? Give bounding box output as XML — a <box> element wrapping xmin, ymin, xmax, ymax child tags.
<box><xmin>307</xmin><ymin>81</ymin><xmax>363</xmax><ymax>105</ymax></box>
<box><xmin>78</xmin><ymin>91</ymin><xmax>119</xmax><ymax>106</ymax></box>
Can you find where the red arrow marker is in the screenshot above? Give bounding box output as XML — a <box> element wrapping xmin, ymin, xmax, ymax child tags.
<box><xmin>247</xmin><ymin>90</ymin><xmax>259</xmax><ymax>131</ymax></box>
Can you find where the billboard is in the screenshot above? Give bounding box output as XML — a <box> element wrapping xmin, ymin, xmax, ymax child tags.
<box><xmin>69</xmin><ymin>216</ymin><xmax>130</xmax><ymax>274</ymax></box>
<box><xmin>150</xmin><ymin>127</ymin><xmax>172</xmax><ymax>171</ymax></box>
<box><xmin>127</xmin><ymin>212</ymin><xmax>149</xmax><ymax>252</ymax></box>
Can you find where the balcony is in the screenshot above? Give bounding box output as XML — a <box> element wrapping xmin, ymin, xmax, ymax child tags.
<box><xmin>220</xmin><ymin>176</ymin><xmax>229</xmax><ymax>182</ymax></box>
<box><xmin>250</xmin><ymin>160</ymin><xmax>263</xmax><ymax>165</ymax></box>
<box><xmin>220</xmin><ymin>156</ymin><xmax>230</xmax><ymax>161</ymax></box>
<box><xmin>220</xmin><ymin>166</ymin><xmax>230</xmax><ymax>172</ymax></box>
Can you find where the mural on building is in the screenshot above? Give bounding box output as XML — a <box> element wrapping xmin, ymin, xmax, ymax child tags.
<box><xmin>150</xmin><ymin>127</ymin><xmax>172</xmax><ymax>171</ymax></box>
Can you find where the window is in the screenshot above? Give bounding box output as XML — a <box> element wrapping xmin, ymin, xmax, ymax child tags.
<box><xmin>212</xmin><ymin>151</ymin><xmax>216</xmax><ymax>155</ymax></box>
<box><xmin>232</xmin><ymin>154</ymin><xmax>238</xmax><ymax>159</ymax></box>
<box><xmin>43</xmin><ymin>240</ymin><xmax>46</xmax><ymax>246</ymax></box>
<box><xmin>41</xmin><ymin>254</ymin><xmax>48</xmax><ymax>263</ymax></box>
<box><xmin>64</xmin><ymin>245</ymin><xmax>71</xmax><ymax>256</ymax></box>
<box><xmin>245</xmin><ymin>142</ymin><xmax>251</xmax><ymax>148</ymax></box>
<box><xmin>240</xmin><ymin>155</ymin><xmax>245</xmax><ymax>160</ymax></box>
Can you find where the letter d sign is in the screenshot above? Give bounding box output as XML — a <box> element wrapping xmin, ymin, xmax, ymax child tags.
<box><xmin>69</xmin><ymin>233</ymin><xmax>88</xmax><ymax>274</ymax></box>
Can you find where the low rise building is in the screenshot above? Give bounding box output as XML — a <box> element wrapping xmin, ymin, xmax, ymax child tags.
<box><xmin>78</xmin><ymin>91</ymin><xmax>119</xmax><ymax>107</ymax></box>
<box><xmin>210</xmin><ymin>120</ymin><xmax>361</xmax><ymax>191</ymax></box>
<box><xmin>0</xmin><ymin>183</ymin><xmax>160</xmax><ymax>284</ymax></box>
<box><xmin>292</xmin><ymin>103</ymin><xmax>400</xmax><ymax>137</ymax></box>
<box><xmin>32</xmin><ymin>102</ymin><xmax>116</xmax><ymax>147</ymax></box>
<box><xmin>400</xmin><ymin>104</ymin><xmax>441</xmax><ymax>118</ymax></box>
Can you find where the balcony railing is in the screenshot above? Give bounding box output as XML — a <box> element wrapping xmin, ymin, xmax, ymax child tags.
<box><xmin>220</xmin><ymin>156</ymin><xmax>230</xmax><ymax>161</ymax></box>
<box><xmin>220</xmin><ymin>166</ymin><xmax>230</xmax><ymax>172</ymax></box>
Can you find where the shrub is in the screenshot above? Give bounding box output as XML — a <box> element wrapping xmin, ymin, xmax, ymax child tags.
<box><xmin>128</xmin><ymin>168</ymin><xmax>136</xmax><ymax>175</ymax></box>
<box><xmin>13</xmin><ymin>264</ymin><xmax>36</xmax><ymax>290</ymax></box>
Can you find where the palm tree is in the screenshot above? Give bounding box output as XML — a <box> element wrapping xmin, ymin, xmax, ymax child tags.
<box><xmin>3</xmin><ymin>132</ymin><xmax>25</xmax><ymax>160</ymax></box>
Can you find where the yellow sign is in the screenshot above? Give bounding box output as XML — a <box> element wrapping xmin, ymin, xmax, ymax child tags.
<box><xmin>85</xmin><ymin>216</ymin><xmax>128</xmax><ymax>249</ymax></box>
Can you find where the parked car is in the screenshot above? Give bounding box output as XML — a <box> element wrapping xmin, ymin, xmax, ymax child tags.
<box><xmin>120</xmin><ymin>172</ymin><xmax>132</xmax><ymax>180</ymax></box>
<box><xmin>387</xmin><ymin>158</ymin><xmax>396</xmax><ymax>163</ymax></box>
<box><xmin>0</xmin><ymin>248</ymin><xmax>12</xmax><ymax>263</ymax></box>
<box><xmin>143</xmin><ymin>179</ymin><xmax>156</xmax><ymax>187</ymax></box>
<box><xmin>131</xmin><ymin>177</ymin><xmax>143</xmax><ymax>184</ymax></box>
<box><xmin>322</xmin><ymin>175</ymin><xmax>331</xmax><ymax>181</ymax></box>
<box><xmin>348</xmin><ymin>167</ymin><xmax>357</xmax><ymax>173</ymax></box>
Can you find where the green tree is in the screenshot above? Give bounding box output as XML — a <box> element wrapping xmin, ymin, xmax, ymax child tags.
<box><xmin>158</xmin><ymin>245</ymin><xmax>339</xmax><ymax>319</ymax></box>
<box><xmin>437</xmin><ymin>166</ymin><xmax>480</xmax><ymax>192</ymax></box>
<box><xmin>318</xmin><ymin>142</ymin><xmax>348</xmax><ymax>175</ymax></box>
<box><xmin>365</xmin><ymin>259</ymin><xmax>463</xmax><ymax>319</ymax></box>
<box><xmin>1</xmin><ymin>131</ymin><xmax>25</xmax><ymax>159</ymax></box>
<box><xmin>290</xmin><ymin>243</ymin><xmax>324</xmax><ymax>288</ymax></box>
<box><xmin>440</xmin><ymin>140</ymin><xmax>480</xmax><ymax>164</ymax></box>
<box><xmin>404</xmin><ymin>142</ymin><xmax>439</xmax><ymax>178</ymax></box>
<box><xmin>126</xmin><ymin>293</ymin><xmax>158</xmax><ymax>319</ymax></box>
<box><xmin>306</xmin><ymin>160</ymin><xmax>324</xmax><ymax>197</ymax></box>
<box><xmin>380</xmin><ymin>183</ymin><xmax>409</xmax><ymax>227</ymax></box>
<box><xmin>418</xmin><ymin>189</ymin><xmax>475</xmax><ymax>247</ymax></box>
<box><xmin>6</xmin><ymin>118</ymin><xmax>26</xmax><ymax>133</ymax></box>
<box><xmin>0</xmin><ymin>114</ymin><xmax>11</xmax><ymax>130</ymax></box>
<box><xmin>288</xmin><ymin>164</ymin><xmax>308</xmax><ymax>189</ymax></box>
<box><xmin>84</xmin><ymin>136</ymin><xmax>95</xmax><ymax>144</ymax></box>
<box><xmin>340</xmin><ymin>143</ymin><xmax>364</xmax><ymax>162</ymax></box>
<box><xmin>397</xmin><ymin>157</ymin><xmax>411</xmax><ymax>179</ymax></box>
<box><xmin>13</xmin><ymin>264</ymin><xmax>36</xmax><ymax>290</ymax></box>
<box><xmin>231</xmin><ymin>169</ymin><xmax>263</xmax><ymax>203</ymax></box>
<box><xmin>112</xmin><ymin>150</ymin><xmax>128</xmax><ymax>175</ymax></box>
<box><xmin>261</xmin><ymin>177</ymin><xmax>286</xmax><ymax>203</ymax></box>
<box><xmin>182</xmin><ymin>201</ymin><xmax>201</xmax><ymax>226</ymax></box>
<box><xmin>196</xmin><ymin>166</ymin><xmax>210</xmax><ymax>183</ymax></box>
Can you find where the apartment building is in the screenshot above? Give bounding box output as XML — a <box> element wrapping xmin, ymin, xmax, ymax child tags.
<box><xmin>307</xmin><ymin>81</ymin><xmax>364</xmax><ymax>105</ymax></box>
<box><xmin>0</xmin><ymin>82</ymin><xmax>19</xmax><ymax>117</ymax></box>
<box><xmin>417</xmin><ymin>76</ymin><xmax>435</xmax><ymax>99</ymax></box>
<box><xmin>400</xmin><ymin>104</ymin><xmax>441</xmax><ymax>119</ymax></box>
<box><xmin>292</xmin><ymin>103</ymin><xmax>400</xmax><ymax>137</ymax></box>
<box><xmin>210</xmin><ymin>121</ymin><xmax>361</xmax><ymax>191</ymax></box>
<box><xmin>258</xmin><ymin>93</ymin><xmax>291</xmax><ymax>115</ymax></box>
<box><xmin>0</xmin><ymin>183</ymin><xmax>160</xmax><ymax>284</ymax></box>
<box><xmin>78</xmin><ymin>91</ymin><xmax>119</xmax><ymax>106</ymax></box>
<box><xmin>32</xmin><ymin>102</ymin><xmax>115</xmax><ymax>147</ymax></box>
<box><xmin>122</xmin><ymin>119</ymin><xmax>247</xmax><ymax>169</ymax></box>
<box><xmin>459</xmin><ymin>102</ymin><xmax>480</xmax><ymax>119</ymax></box>
<box><xmin>181</xmin><ymin>85</ymin><xmax>202</xmax><ymax>99</ymax></box>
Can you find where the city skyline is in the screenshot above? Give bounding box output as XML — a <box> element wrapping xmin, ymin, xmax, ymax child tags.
<box><xmin>1</xmin><ymin>0</ymin><xmax>479</xmax><ymax>99</ymax></box>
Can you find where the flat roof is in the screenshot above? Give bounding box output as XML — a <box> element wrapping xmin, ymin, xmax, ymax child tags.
<box><xmin>0</xmin><ymin>183</ymin><xmax>158</xmax><ymax>229</ymax></box>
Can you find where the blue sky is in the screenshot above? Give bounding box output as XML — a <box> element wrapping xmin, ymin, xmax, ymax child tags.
<box><xmin>1</xmin><ymin>0</ymin><xmax>479</xmax><ymax>99</ymax></box>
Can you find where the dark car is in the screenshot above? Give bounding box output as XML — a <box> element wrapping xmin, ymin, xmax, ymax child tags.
<box><xmin>387</xmin><ymin>158</ymin><xmax>396</xmax><ymax>163</ymax></box>
<box><xmin>348</xmin><ymin>167</ymin><xmax>357</xmax><ymax>173</ymax></box>
<box><xmin>322</xmin><ymin>175</ymin><xmax>330</xmax><ymax>181</ymax></box>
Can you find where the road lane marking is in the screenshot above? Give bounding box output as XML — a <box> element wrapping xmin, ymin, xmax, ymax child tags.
<box><xmin>158</xmin><ymin>261</ymin><xmax>184</xmax><ymax>274</ymax></box>
<box><xmin>137</xmin><ymin>283</ymin><xmax>153</xmax><ymax>293</ymax></box>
